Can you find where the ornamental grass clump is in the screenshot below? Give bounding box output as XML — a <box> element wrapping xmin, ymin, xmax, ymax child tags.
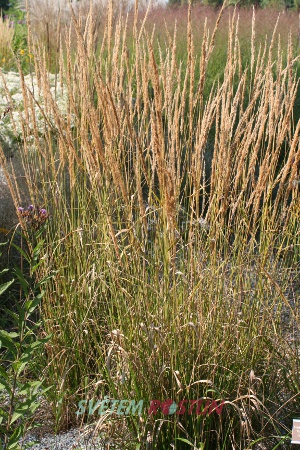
<box><xmin>0</xmin><ymin>1</ymin><xmax>299</xmax><ymax>448</ymax></box>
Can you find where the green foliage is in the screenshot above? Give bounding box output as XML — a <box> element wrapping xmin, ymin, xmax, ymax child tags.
<box><xmin>12</xmin><ymin>23</ymin><xmax>27</xmax><ymax>53</ymax></box>
<box><xmin>2</xmin><ymin>0</ymin><xmax>25</xmax><ymax>19</ymax></box>
<box><xmin>0</xmin><ymin>0</ymin><xmax>10</xmax><ymax>12</ymax></box>
<box><xmin>168</xmin><ymin>0</ymin><xmax>189</xmax><ymax>4</ymax></box>
<box><xmin>0</xmin><ymin>241</ymin><xmax>52</xmax><ymax>450</ymax></box>
<box><xmin>0</xmin><ymin>0</ymin><xmax>29</xmax><ymax>73</ymax></box>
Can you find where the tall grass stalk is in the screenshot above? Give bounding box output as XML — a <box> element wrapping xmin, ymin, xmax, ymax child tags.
<box><xmin>0</xmin><ymin>2</ymin><xmax>299</xmax><ymax>448</ymax></box>
<box><xmin>0</xmin><ymin>15</ymin><xmax>14</xmax><ymax>67</ymax></box>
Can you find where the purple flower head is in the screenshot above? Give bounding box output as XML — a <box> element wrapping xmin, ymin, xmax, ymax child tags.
<box><xmin>28</xmin><ymin>204</ymin><xmax>34</xmax><ymax>211</ymax></box>
<box><xmin>3</xmin><ymin>15</ymin><xmax>8</xmax><ymax>20</ymax></box>
<box><xmin>39</xmin><ymin>208</ymin><xmax>47</xmax><ymax>216</ymax></box>
<box><xmin>18</xmin><ymin>207</ymin><xmax>24</xmax><ymax>212</ymax></box>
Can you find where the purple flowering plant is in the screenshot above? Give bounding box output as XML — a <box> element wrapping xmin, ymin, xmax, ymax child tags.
<box><xmin>17</xmin><ymin>204</ymin><xmax>49</xmax><ymax>231</ymax></box>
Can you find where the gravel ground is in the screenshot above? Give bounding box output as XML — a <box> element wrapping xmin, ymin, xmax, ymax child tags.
<box><xmin>21</xmin><ymin>426</ymin><xmax>118</xmax><ymax>450</ymax></box>
<box><xmin>0</xmin><ymin>393</ymin><xmax>121</xmax><ymax>450</ymax></box>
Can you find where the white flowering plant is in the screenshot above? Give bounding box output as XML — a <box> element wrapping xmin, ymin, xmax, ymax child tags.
<box><xmin>0</xmin><ymin>70</ymin><xmax>71</xmax><ymax>153</ymax></box>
